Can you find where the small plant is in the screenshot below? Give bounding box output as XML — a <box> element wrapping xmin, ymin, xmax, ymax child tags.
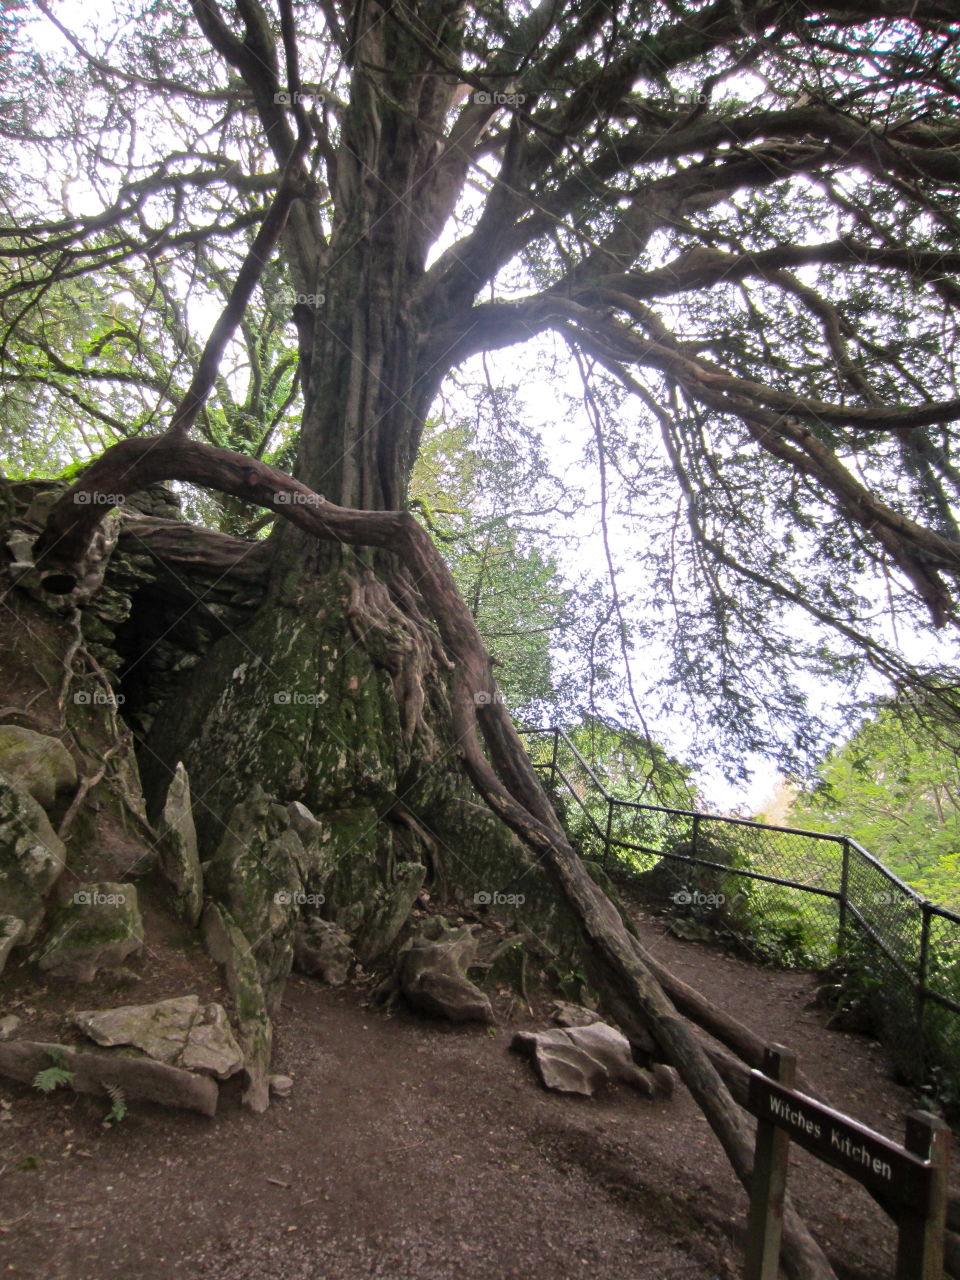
<box><xmin>32</xmin><ymin>1049</ymin><xmax>74</xmax><ymax>1095</ymax></box>
<box><xmin>102</xmin><ymin>1084</ymin><xmax>127</xmax><ymax>1127</ymax></box>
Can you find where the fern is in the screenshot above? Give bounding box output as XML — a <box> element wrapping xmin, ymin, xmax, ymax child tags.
<box><xmin>33</xmin><ymin>1048</ymin><xmax>75</xmax><ymax>1094</ymax></box>
<box><xmin>102</xmin><ymin>1083</ymin><xmax>127</xmax><ymax>1126</ymax></box>
<box><xmin>33</xmin><ymin>1066</ymin><xmax>73</xmax><ymax>1093</ymax></box>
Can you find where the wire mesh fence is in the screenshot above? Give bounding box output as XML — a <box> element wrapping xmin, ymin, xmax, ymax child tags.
<box><xmin>520</xmin><ymin>726</ymin><xmax>960</xmax><ymax>1105</ymax></box>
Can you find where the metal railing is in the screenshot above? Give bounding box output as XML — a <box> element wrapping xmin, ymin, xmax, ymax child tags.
<box><xmin>521</xmin><ymin>727</ymin><xmax>960</xmax><ymax>1103</ymax></box>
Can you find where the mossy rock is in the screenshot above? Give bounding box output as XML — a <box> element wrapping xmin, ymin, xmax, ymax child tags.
<box><xmin>35</xmin><ymin>881</ymin><xmax>143</xmax><ymax>982</ymax></box>
<box><xmin>0</xmin><ymin>769</ymin><xmax>68</xmax><ymax>942</ymax></box>
<box><xmin>202</xmin><ymin>903</ymin><xmax>273</xmax><ymax>1112</ymax></box>
<box><xmin>0</xmin><ymin>726</ymin><xmax>77</xmax><ymax>811</ymax></box>
<box><xmin>0</xmin><ymin>915</ymin><xmax>25</xmax><ymax>975</ymax></box>
<box><xmin>156</xmin><ymin>762</ymin><xmax>203</xmax><ymax>926</ymax></box>
<box><xmin>355</xmin><ymin>861</ymin><xmax>425</xmax><ymax>965</ymax></box>
<box><xmin>202</xmin><ymin>786</ymin><xmax>305</xmax><ymax>1012</ymax></box>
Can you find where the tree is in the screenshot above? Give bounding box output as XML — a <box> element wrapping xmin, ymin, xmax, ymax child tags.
<box><xmin>408</xmin><ymin>412</ymin><xmax>576</xmax><ymax>717</ymax></box>
<box><xmin>5</xmin><ymin>5</ymin><xmax>960</xmax><ymax>1274</ymax></box>
<box><xmin>791</xmin><ymin>699</ymin><xmax>960</xmax><ymax>908</ymax></box>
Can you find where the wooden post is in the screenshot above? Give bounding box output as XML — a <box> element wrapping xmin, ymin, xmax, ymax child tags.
<box><xmin>745</xmin><ymin>1044</ymin><xmax>797</xmax><ymax>1280</ymax></box>
<box><xmin>895</xmin><ymin>1112</ymin><xmax>951</xmax><ymax>1280</ymax></box>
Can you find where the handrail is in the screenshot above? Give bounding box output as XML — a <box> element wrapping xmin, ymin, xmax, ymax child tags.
<box><xmin>612</xmin><ymin>796</ymin><xmax>848</xmax><ymax>844</ymax></box>
<box><xmin>844</xmin><ymin>836</ymin><xmax>928</xmax><ymax>907</ymax></box>
<box><xmin>520</xmin><ymin>724</ymin><xmax>960</xmax><ymax>1098</ymax></box>
<box><xmin>521</xmin><ymin>725</ymin><xmax>952</xmax><ymax>917</ymax></box>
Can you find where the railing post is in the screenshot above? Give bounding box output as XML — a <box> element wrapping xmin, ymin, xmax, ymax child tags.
<box><xmin>916</xmin><ymin>904</ymin><xmax>931</xmax><ymax>1082</ymax></box>
<box><xmin>838</xmin><ymin>837</ymin><xmax>850</xmax><ymax>958</ymax></box>
<box><xmin>549</xmin><ymin>726</ymin><xmax>559</xmax><ymax>792</ymax></box>
<box><xmin>691</xmin><ymin>812</ymin><xmax>700</xmax><ymax>861</ymax></box>
<box><xmin>605</xmin><ymin>797</ymin><xmax>614</xmax><ymax>871</ymax></box>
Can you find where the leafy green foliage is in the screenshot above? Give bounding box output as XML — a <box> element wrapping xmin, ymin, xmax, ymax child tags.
<box><xmin>565</xmin><ymin>717</ymin><xmax>697</xmax><ymax>808</ymax></box>
<box><xmin>4</xmin><ymin>0</ymin><xmax>960</xmax><ymax>775</ymax></box>
<box><xmin>410</xmin><ymin>411</ymin><xmax>579</xmax><ymax>716</ymax></box>
<box><xmin>102</xmin><ymin>1083</ymin><xmax>127</xmax><ymax>1127</ymax></box>
<box><xmin>791</xmin><ymin>700</ymin><xmax>960</xmax><ymax>908</ymax></box>
<box><xmin>32</xmin><ymin>1049</ymin><xmax>74</xmax><ymax>1094</ymax></box>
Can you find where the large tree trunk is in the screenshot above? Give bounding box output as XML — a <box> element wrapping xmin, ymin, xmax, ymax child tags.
<box><xmin>137</xmin><ymin>0</ymin><xmax>467</xmax><ymax>855</ymax></box>
<box><xmin>137</xmin><ymin>346</ymin><xmax>485</xmax><ymax>923</ymax></box>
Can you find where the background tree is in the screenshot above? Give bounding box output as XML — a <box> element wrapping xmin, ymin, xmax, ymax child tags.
<box><xmin>408</xmin><ymin>407</ymin><xmax>577</xmax><ymax>717</ymax></box>
<box><xmin>790</xmin><ymin>697</ymin><xmax>960</xmax><ymax>908</ymax></box>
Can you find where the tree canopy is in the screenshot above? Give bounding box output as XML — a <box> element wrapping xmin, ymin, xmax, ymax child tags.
<box><xmin>4</xmin><ymin>0</ymin><xmax>960</xmax><ymax>773</ymax></box>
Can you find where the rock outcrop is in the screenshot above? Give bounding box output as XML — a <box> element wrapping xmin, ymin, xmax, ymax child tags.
<box><xmin>0</xmin><ymin>915</ymin><xmax>25</xmax><ymax>976</ymax></box>
<box><xmin>293</xmin><ymin>916</ymin><xmax>354</xmax><ymax>986</ymax></box>
<box><xmin>355</xmin><ymin>861</ymin><xmax>426</xmax><ymax>965</ymax></box>
<box><xmin>202</xmin><ymin>786</ymin><xmax>306</xmax><ymax>1014</ymax></box>
<box><xmin>202</xmin><ymin>903</ymin><xmax>273</xmax><ymax>1112</ymax></box>
<box><xmin>156</xmin><ymin>763</ymin><xmax>204</xmax><ymax>925</ymax></box>
<box><xmin>0</xmin><ymin>771</ymin><xmax>68</xmax><ymax>942</ymax></box>
<box><xmin>0</xmin><ymin>726</ymin><xmax>77</xmax><ymax>810</ymax></box>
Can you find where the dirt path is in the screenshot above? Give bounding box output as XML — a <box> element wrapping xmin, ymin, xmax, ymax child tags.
<box><xmin>1</xmin><ymin>907</ymin><xmax>954</xmax><ymax>1280</ymax></box>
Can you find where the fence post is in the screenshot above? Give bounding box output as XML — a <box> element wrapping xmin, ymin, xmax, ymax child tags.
<box><xmin>549</xmin><ymin>726</ymin><xmax>559</xmax><ymax>791</ymax></box>
<box><xmin>916</xmin><ymin>904</ymin><xmax>932</xmax><ymax>1083</ymax></box>
<box><xmin>604</xmin><ymin>798</ymin><xmax>614</xmax><ymax>871</ymax></box>
<box><xmin>838</xmin><ymin>838</ymin><xmax>850</xmax><ymax>957</ymax></box>
<box><xmin>691</xmin><ymin>812</ymin><xmax>700</xmax><ymax>860</ymax></box>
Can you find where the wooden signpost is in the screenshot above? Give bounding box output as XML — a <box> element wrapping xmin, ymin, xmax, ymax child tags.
<box><xmin>744</xmin><ymin>1045</ymin><xmax>951</xmax><ymax>1280</ymax></box>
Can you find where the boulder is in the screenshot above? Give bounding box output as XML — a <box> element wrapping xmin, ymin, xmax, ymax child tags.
<box><xmin>35</xmin><ymin>882</ymin><xmax>143</xmax><ymax>982</ymax></box>
<box><xmin>355</xmin><ymin>861</ymin><xmax>425</xmax><ymax>965</ymax></box>
<box><xmin>156</xmin><ymin>763</ymin><xmax>203</xmax><ymax>925</ymax></box>
<box><xmin>398</xmin><ymin>918</ymin><xmax>493</xmax><ymax>1024</ymax></box>
<box><xmin>0</xmin><ymin>726</ymin><xmax>76</xmax><ymax>810</ymax></box>
<box><xmin>0</xmin><ymin>1039</ymin><xmax>218</xmax><ymax>1116</ymax></box>
<box><xmin>511</xmin><ymin>1022</ymin><xmax>655</xmax><ymax>1097</ymax></box>
<box><xmin>202</xmin><ymin>903</ymin><xmax>272</xmax><ymax>1112</ymax></box>
<box><xmin>269</xmin><ymin>1073</ymin><xmax>293</xmax><ymax>1098</ymax></box>
<box><xmin>0</xmin><ymin>915</ymin><xmax>25</xmax><ymax>975</ymax></box>
<box><xmin>285</xmin><ymin>800</ymin><xmax>334</xmax><ymax>896</ymax></box>
<box><xmin>294</xmin><ymin>916</ymin><xmax>354</xmax><ymax>986</ymax></box>
<box><xmin>202</xmin><ymin>786</ymin><xmax>304</xmax><ymax>1013</ymax></box>
<box><xmin>0</xmin><ymin>771</ymin><xmax>68</xmax><ymax>941</ymax></box>
<box><xmin>180</xmin><ymin>1002</ymin><xmax>244</xmax><ymax>1078</ymax></box>
<box><xmin>74</xmin><ymin>995</ymin><xmax>242</xmax><ymax>1080</ymax></box>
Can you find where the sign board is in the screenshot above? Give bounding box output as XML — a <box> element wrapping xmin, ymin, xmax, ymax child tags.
<box><xmin>743</xmin><ymin>1045</ymin><xmax>950</xmax><ymax>1280</ymax></box>
<box><xmin>747</xmin><ymin>1072</ymin><xmax>935</xmax><ymax>1212</ymax></box>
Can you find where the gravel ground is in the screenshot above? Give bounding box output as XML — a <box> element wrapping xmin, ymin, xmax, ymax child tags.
<box><xmin>1</xmin><ymin>904</ymin><xmax>954</xmax><ymax>1280</ymax></box>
